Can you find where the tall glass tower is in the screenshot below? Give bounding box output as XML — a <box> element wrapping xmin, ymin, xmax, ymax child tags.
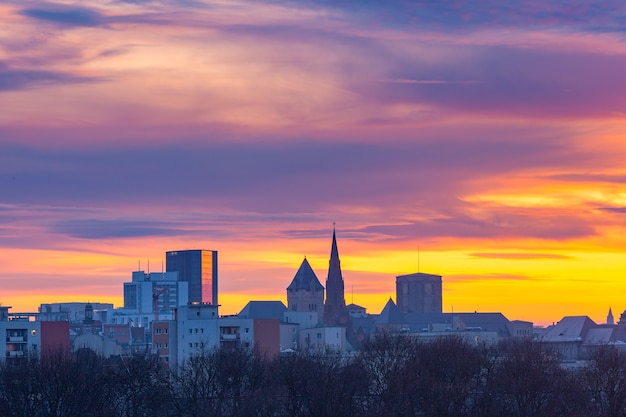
<box><xmin>166</xmin><ymin>249</ymin><xmax>218</xmax><ymax>305</ymax></box>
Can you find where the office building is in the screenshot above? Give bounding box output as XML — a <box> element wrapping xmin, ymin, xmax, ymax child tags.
<box><xmin>166</xmin><ymin>249</ymin><xmax>218</xmax><ymax>305</ymax></box>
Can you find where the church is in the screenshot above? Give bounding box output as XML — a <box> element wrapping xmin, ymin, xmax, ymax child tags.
<box><xmin>286</xmin><ymin>227</ymin><xmax>350</xmax><ymax>328</ymax></box>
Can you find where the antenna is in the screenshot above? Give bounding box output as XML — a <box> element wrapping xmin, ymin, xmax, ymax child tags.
<box><xmin>418</xmin><ymin>245</ymin><xmax>420</xmax><ymax>272</ymax></box>
<box><xmin>351</xmin><ymin>285</ymin><xmax>354</xmax><ymax>304</ymax></box>
<box><xmin>138</xmin><ymin>259</ymin><xmax>141</xmax><ymax>271</ymax></box>
<box><xmin>147</xmin><ymin>259</ymin><xmax>150</xmax><ymax>274</ymax></box>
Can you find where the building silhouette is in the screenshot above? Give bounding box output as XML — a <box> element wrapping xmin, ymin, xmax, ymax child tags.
<box><xmin>166</xmin><ymin>249</ymin><xmax>218</xmax><ymax>305</ymax></box>
<box><xmin>324</xmin><ymin>227</ymin><xmax>346</xmax><ymax>324</ymax></box>
<box><xmin>286</xmin><ymin>257</ymin><xmax>325</xmax><ymax>323</ymax></box>
<box><xmin>396</xmin><ymin>272</ymin><xmax>442</xmax><ymax>314</ymax></box>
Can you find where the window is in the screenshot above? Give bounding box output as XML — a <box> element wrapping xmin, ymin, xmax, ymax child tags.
<box><xmin>188</xmin><ymin>329</ymin><xmax>192</xmax><ymax>334</ymax></box>
<box><xmin>244</xmin><ymin>328</ymin><xmax>249</xmax><ymax>334</ymax></box>
<box><xmin>164</xmin><ymin>328</ymin><xmax>168</xmax><ymax>334</ymax></box>
<box><xmin>201</xmin><ymin>328</ymin><xmax>204</xmax><ymax>333</ymax></box>
<box><xmin>317</xmin><ymin>333</ymin><xmax>322</xmax><ymax>340</ymax></box>
<box><xmin>156</xmin><ymin>328</ymin><xmax>162</xmax><ymax>335</ymax></box>
<box><xmin>164</xmin><ymin>343</ymin><xmax>168</xmax><ymax>348</ymax></box>
<box><xmin>195</xmin><ymin>328</ymin><xmax>198</xmax><ymax>333</ymax></box>
<box><xmin>189</xmin><ymin>343</ymin><xmax>192</xmax><ymax>348</ymax></box>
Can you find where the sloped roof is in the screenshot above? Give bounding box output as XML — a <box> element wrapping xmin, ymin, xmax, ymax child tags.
<box><xmin>398</xmin><ymin>312</ymin><xmax>512</xmax><ymax>335</ymax></box>
<box><xmin>539</xmin><ymin>316</ymin><xmax>597</xmax><ymax>342</ymax></box>
<box><xmin>287</xmin><ymin>258</ymin><xmax>324</xmax><ymax>292</ymax></box>
<box><xmin>583</xmin><ymin>327</ymin><xmax>613</xmax><ymax>345</ymax></box>
<box><xmin>238</xmin><ymin>301</ymin><xmax>287</xmax><ymax>319</ymax></box>
<box><xmin>375</xmin><ymin>298</ymin><xmax>405</xmax><ymax>325</ymax></box>
<box><xmin>345</xmin><ymin>303</ymin><xmax>366</xmax><ymax>311</ymax></box>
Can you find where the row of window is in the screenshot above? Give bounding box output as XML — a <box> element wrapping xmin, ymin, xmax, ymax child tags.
<box><xmin>154</xmin><ymin>343</ymin><xmax>168</xmax><ymax>349</ymax></box>
<box><xmin>189</xmin><ymin>328</ymin><xmax>204</xmax><ymax>334</ymax></box>
<box><xmin>155</xmin><ymin>328</ymin><xmax>169</xmax><ymax>335</ymax></box>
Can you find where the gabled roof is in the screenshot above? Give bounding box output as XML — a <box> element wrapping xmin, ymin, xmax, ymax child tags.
<box><xmin>375</xmin><ymin>298</ymin><xmax>405</xmax><ymax>325</ymax></box>
<box><xmin>238</xmin><ymin>301</ymin><xmax>287</xmax><ymax>319</ymax></box>
<box><xmin>287</xmin><ymin>258</ymin><xmax>324</xmax><ymax>292</ymax></box>
<box><xmin>539</xmin><ymin>316</ymin><xmax>597</xmax><ymax>342</ymax></box>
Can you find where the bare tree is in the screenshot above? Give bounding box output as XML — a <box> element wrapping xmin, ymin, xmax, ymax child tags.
<box><xmin>356</xmin><ymin>332</ymin><xmax>418</xmax><ymax>417</ymax></box>
<box><xmin>481</xmin><ymin>339</ymin><xmax>586</xmax><ymax>417</ymax></box>
<box><xmin>585</xmin><ymin>346</ymin><xmax>626</xmax><ymax>417</ymax></box>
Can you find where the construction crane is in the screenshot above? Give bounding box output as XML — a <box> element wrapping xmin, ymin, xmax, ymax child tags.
<box><xmin>153</xmin><ymin>286</ymin><xmax>169</xmax><ymax>321</ymax></box>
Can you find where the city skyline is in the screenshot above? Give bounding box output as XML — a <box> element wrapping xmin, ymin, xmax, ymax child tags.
<box><xmin>3</xmin><ymin>1</ymin><xmax>626</xmax><ymax>326</ymax></box>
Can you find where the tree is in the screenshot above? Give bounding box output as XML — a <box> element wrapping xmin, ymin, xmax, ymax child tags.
<box><xmin>585</xmin><ymin>346</ymin><xmax>626</xmax><ymax>417</ymax></box>
<box><xmin>481</xmin><ymin>339</ymin><xmax>586</xmax><ymax>417</ymax></box>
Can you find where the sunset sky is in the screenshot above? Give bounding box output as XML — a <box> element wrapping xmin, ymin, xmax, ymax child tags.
<box><xmin>2</xmin><ymin>0</ymin><xmax>626</xmax><ymax>326</ymax></box>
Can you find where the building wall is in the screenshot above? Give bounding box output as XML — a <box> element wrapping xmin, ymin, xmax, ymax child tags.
<box><xmin>253</xmin><ymin>319</ymin><xmax>280</xmax><ymax>358</ymax></box>
<box><xmin>300</xmin><ymin>326</ymin><xmax>346</xmax><ymax>353</ymax></box>
<box><xmin>1</xmin><ymin>319</ymin><xmax>39</xmax><ymax>360</ymax></box>
<box><xmin>104</xmin><ymin>323</ymin><xmax>131</xmax><ymax>345</ymax></box>
<box><xmin>280</xmin><ymin>322</ymin><xmax>299</xmax><ymax>352</ymax></box>
<box><xmin>396</xmin><ymin>272</ymin><xmax>443</xmax><ymax>314</ymax></box>
<box><xmin>152</xmin><ymin>321</ymin><xmax>173</xmax><ymax>365</ymax></box>
<box><xmin>176</xmin><ymin>304</ymin><xmax>219</xmax><ymax>366</ymax></box>
<box><xmin>40</xmin><ymin>321</ymin><xmax>70</xmax><ymax>357</ymax></box>
<box><xmin>287</xmin><ymin>289</ymin><xmax>324</xmax><ymax>324</ymax></box>
<box><xmin>123</xmin><ymin>271</ymin><xmax>189</xmax><ymax>315</ymax></box>
<box><xmin>284</xmin><ymin>311</ymin><xmax>320</xmax><ymax>329</ymax></box>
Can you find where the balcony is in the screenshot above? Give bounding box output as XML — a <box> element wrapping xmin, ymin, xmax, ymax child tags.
<box><xmin>7</xmin><ymin>336</ymin><xmax>25</xmax><ymax>342</ymax></box>
<box><xmin>220</xmin><ymin>334</ymin><xmax>239</xmax><ymax>340</ymax></box>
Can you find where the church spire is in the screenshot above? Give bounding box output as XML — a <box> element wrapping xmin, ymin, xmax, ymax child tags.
<box><xmin>608</xmin><ymin>307</ymin><xmax>615</xmax><ymax>325</ymax></box>
<box><xmin>324</xmin><ymin>225</ymin><xmax>345</xmax><ymax>324</ymax></box>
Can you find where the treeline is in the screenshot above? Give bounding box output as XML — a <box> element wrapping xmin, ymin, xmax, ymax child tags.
<box><xmin>2</xmin><ymin>336</ymin><xmax>626</xmax><ymax>417</ymax></box>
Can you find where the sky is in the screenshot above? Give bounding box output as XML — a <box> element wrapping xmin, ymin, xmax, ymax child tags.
<box><xmin>2</xmin><ymin>0</ymin><xmax>626</xmax><ymax>326</ymax></box>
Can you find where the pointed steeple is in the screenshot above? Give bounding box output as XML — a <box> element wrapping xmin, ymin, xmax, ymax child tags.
<box><xmin>324</xmin><ymin>225</ymin><xmax>345</xmax><ymax>324</ymax></box>
<box><xmin>330</xmin><ymin>226</ymin><xmax>339</xmax><ymax>262</ymax></box>
<box><xmin>608</xmin><ymin>307</ymin><xmax>615</xmax><ymax>325</ymax></box>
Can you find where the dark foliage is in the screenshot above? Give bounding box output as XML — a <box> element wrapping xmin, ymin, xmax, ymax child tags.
<box><xmin>2</xmin><ymin>339</ymin><xmax>626</xmax><ymax>417</ymax></box>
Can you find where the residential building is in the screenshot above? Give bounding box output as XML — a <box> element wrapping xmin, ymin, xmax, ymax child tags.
<box><xmin>0</xmin><ymin>306</ymin><xmax>70</xmax><ymax>361</ymax></box>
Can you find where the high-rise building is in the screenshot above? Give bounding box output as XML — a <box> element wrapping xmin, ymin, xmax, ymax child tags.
<box><xmin>396</xmin><ymin>272</ymin><xmax>442</xmax><ymax>314</ymax></box>
<box><xmin>166</xmin><ymin>250</ymin><xmax>218</xmax><ymax>305</ymax></box>
<box><xmin>324</xmin><ymin>227</ymin><xmax>345</xmax><ymax>324</ymax></box>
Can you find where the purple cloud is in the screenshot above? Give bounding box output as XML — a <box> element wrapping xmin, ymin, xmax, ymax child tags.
<box><xmin>0</xmin><ymin>62</ymin><xmax>102</xmax><ymax>91</ymax></box>
<box><xmin>19</xmin><ymin>6</ymin><xmax>105</xmax><ymax>27</ymax></box>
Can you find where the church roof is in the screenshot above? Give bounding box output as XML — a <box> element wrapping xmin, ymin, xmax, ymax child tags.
<box><xmin>287</xmin><ymin>258</ymin><xmax>324</xmax><ymax>292</ymax></box>
<box><xmin>238</xmin><ymin>301</ymin><xmax>287</xmax><ymax>319</ymax></box>
<box><xmin>375</xmin><ymin>298</ymin><xmax>405</xmax><ymax>325</ymax></box>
